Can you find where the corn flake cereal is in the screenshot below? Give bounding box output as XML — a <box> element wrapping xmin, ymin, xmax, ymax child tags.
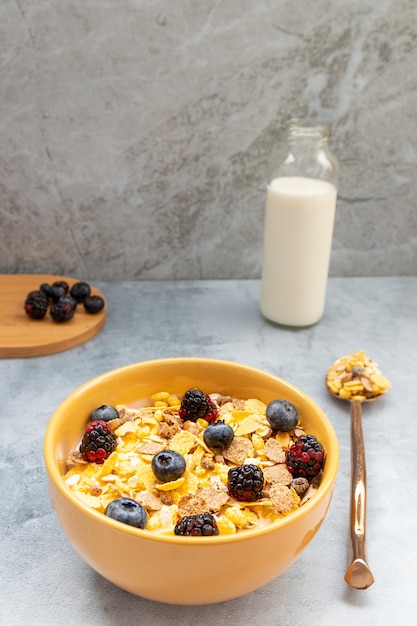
<box><xmin>326</xmin><ymin>350</ymin><xmax>391</xmax><ymax>401</ymax></box>
<box><xmin>64</xmin><ymin>391</ymin><xmax>324</xmax><ymax>536</ymax></box>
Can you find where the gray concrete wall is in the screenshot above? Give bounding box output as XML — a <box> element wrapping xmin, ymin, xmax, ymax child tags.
<box><xmin>1</xmin><ymin>0</ymin><xmax>416</xmax><ymax>279</ymax></box>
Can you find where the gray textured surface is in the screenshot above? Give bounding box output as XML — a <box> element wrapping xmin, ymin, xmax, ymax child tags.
<box><xmin>1</xmin><ymin>1</ymin><xmax>417</xmax><ymax>279</ymax></box>
<box><xmin>1</xmin><ymin>277</ymin><xmax>416</xmax><ymax>625</ymax></box>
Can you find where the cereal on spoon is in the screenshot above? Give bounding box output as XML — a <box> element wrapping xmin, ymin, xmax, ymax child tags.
<box><xmin>325</xmin><ymin>350</ymin><xmax>391</xmax><ymax>401</ymax></box>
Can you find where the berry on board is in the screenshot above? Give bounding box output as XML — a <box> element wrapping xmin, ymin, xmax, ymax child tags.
<box><xmin>50</xmin><ymin>297</ymin><xmax>74</xmax><ymax>322</ymax></box>
<box><xmin>65</xmin><ymin>295</ymin><xmax>78</xmax><ymax>311</ymax></box>
<box><xmin>49</xmin><ymin>284</ymin><xmax>67</xmax><ymax>303</ymax></box>
<box><xmin>83</xmin><ymin>295</ymin><xmax>105</xmax><ymax>314</ymax></box>
<box><xmin>24</xmin><ymin>291</ymin><xmax>48</xmax><ymax>319</ymax></box>
<box><xmin>70</xmin><ymin>281</ymin><xmax>91</xmax><ymax>303</ymax></box>
<box><xmin>51</xmin><ymin>280</ymin><xmax>69</xmax><ymax>295</ymax></box>
<box><xmin>40</xmin><ymin>283</ymin><xmax>52</xmax><ymax>299</ymax></box>
<box><xmin>23</xmin><ymin>279</ymin><xmax>106</xmax><ymax>323</ymax></box>
<box><xmin>26</xmin><ymin>290</ymin><xmax>48</xmax><ymax>301</ymax></box>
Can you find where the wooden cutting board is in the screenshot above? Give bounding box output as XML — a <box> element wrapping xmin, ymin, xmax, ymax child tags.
<box><xmin>0</xmin><ymin>274</ymin><xmax>107</xmax><ymax>357</ymax></box>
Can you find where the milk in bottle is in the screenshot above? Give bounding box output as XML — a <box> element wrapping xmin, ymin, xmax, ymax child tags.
<box><xmin>260</xmin><ymin>121</ymin><xmax>339</xmax><ymax>326</ymax></box>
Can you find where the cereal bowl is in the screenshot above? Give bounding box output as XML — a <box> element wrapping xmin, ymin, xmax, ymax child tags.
<box><xmin>44</xmin><ymin>358</ymin><xmax>339</xmax><ymax>605</ymax></box>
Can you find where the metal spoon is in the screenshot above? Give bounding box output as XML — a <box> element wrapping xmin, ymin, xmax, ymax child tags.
<box><xmin>326</xmin><ymin>355</ymin><xmax>390</xmax><ymax>590</ymax></box>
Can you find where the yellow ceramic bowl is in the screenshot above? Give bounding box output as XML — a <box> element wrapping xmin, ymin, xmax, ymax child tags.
<box><xmin>44</xmin><ymin>358</ymin><xmax>339</xmax><ymax>605</ymax></box>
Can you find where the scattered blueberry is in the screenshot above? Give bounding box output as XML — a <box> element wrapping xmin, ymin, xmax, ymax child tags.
<box><xmin>84</xmin><ymin>295</ymin><xmax>105</xmax><ymax>314</ymax></box>
<box><xmin>203</xmin><ymin>420</ymin><xmax>234</xmax><ymax>449</ymax></box>
<box><xmin>40</xmin><ymin>283</ymin><xmax>52</xmax><ymax>299</ymax></box>
<box><xmin>52</xmin><ymin>280</ymin><xmax>69</xmax><ymax>294</ymax></box>
<box><xmin>105</xmin><ymin>497</ymin><xmax>147</xmax><ymax>529</ymax></box>
<box><xmin>70</xmin><ymin>281</ymin><xmax>91</xmax><ymax>303</ymax></box>
<box><xmin>89</xmin><ymin>404</ymin><xmax>120</xmax><ymax>422</ymax></box>
<box><xmin>49</xmin><ymin>284</ymin><xmax>67</xmax><ymax>303</ymax></box>
<box><xmin>266</xmin><ymin>399</ymin><xmax>298</xmax><ymax>432</ymax></box>
<box><xmin>152</xmin><ymin>450</ymin><xmax>186</xmax><ymax>482</ymax></box>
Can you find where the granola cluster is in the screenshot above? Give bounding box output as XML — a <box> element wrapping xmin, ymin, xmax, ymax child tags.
<box><xmin>64</xmin><ymin>391</ymin><xmax>321</xmax><ymax>535</ymax></box>
<box><xmin>326</xmin><ymin>350</ymin><xmax>391</xmax><ymax>401</ymax></box>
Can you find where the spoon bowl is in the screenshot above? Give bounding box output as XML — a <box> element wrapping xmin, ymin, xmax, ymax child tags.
<box><xmin>325</xmin><ymin>352</ymin><xmax>391</xmax><ymax>590</ymax></box>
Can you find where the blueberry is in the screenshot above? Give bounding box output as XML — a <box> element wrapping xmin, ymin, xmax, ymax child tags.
<box><xmin>151</xmin><ymin>450</ymin><xmax>186</xmax><ymax>482</ymax></box>
<box><xmin>49</xmin><ymin>285</ymin><xmax>66</xmax><ymax>303</ymax></box>
<box><xmin>203</xmin><ymin>420</ymin><xmax>234</xmax><ymax>449</ymax></box>
<box><xmin>70</xmin><ymin>281</ymin><xmax>91</xmax><ymax>303</ymax></box>
<box><xmin>40</xmin><ymin>283</ymin><xmax>52</xmax><ymax>299</ymax></box>
<box><xmin>52</xmin><ymin>280</ymin><xmax>69</xmax><ymax>294</ymax></box>
<box><xmin>84</xmin><ymin>295</ymin><xmax>105</xmax><ymax>314</ymax></box>
<box><xmin>266</xmin><ymin>399</ymin><xmax>298</xmax><ymax>432</ymax></box>
<box><xmin>105</xmin><ymin>497</ymin><xmax>147</xmax><ymax>529</ymax></box>
<box><xmin>89</xmin><ymin>404</ymin><xmax>120</xmax><ymax>422</ymax></box>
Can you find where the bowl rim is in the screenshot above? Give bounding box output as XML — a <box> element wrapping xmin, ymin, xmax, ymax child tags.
<box><xmin>44</xmin><ymin>357</ymin><xmax>339</xmax><ymax>545</ymax></box>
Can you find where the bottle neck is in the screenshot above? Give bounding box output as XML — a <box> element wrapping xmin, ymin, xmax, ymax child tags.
<box><xmin>270</xmin><ymin>120</ymin><xmax>339</xmax><ymax>185</ymax></box>
<box><xmin>287</xmin><ymin>122</ymin><xmax>329</xmax><ymax>151</ymax></box>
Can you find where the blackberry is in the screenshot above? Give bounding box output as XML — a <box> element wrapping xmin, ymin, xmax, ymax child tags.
<box><xmin>174</xmin><ymin>512</ymin><xmax>219</xmax><ymax>537</ymax></box>
<box><xmin>65</xmin><ymin>295</ymin><xmax>78</xmax><ymax>311</ymax></box>
<box><xmin>286</xmin><ymin>434</ymin><xmax>325</xmax><ymax>479</ymax></box>
<box><xmin>79</xmin><ymin>420</ymin><xmax>117</xmax><ymax>464</ymax></box>
<box><xmin>227</xmin><ymin>464</ymin><xmax>264</xmax><ymax>502</ymax></box>
<box><xmin>24</xmin><ymin>291</ymin><xmax>48</xmax><ymax>320</ymax></box>
<box><xmin>83</xmin><ymin>295</ymin><xmax>105</xmax><ymax>314</ymax></box>
<box><xmin>26</xmin><ymin>289</ymin><xmax>48</xmax><ymax>303</ymax></box>
<box><xmin>70</xmin><ymin>281</ymin><xmax>91</xmax><ymax>303</ymax></box>
<box><xmin>179</xmin><ymin>389</ymin><xmax>218</xmax><ymax>423</ymax></box>
<box><xmin>50</xmin><ymin>297</ymin><xmax>74</xmax><ymax>322</ymax></box>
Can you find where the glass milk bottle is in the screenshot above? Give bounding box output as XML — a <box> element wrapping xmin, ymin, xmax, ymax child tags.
<box><xmin>260</xmin><ymin>120</ymin><xmax>339</xmax><ymax>326</ymax></box>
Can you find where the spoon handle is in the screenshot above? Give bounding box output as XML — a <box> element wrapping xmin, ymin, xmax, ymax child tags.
<box><xmin>344</xmin><ymin>400</ymin><xmax>375</xmax><ymax>589</ymax></box>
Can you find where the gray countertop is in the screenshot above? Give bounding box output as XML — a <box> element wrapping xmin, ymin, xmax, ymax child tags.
<box><xmin>2</xmin><ymin>277</ymin><xmax>416</xmax><ymax>626</ymax></box>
